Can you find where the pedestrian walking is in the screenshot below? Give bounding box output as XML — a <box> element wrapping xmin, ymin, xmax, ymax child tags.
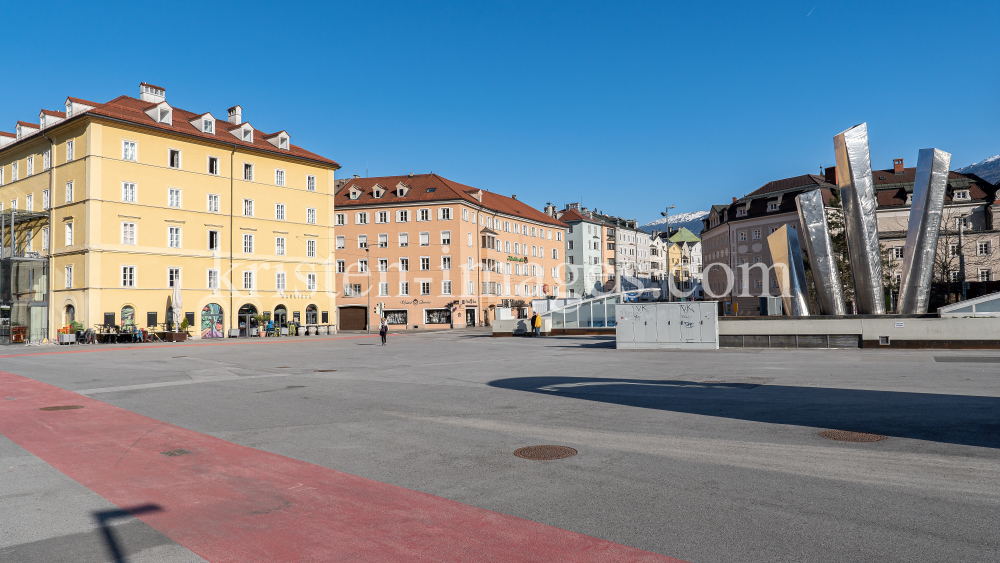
<box><xmin>530</xmin><ymin>312</ymin><xmax>541</xmax><ymax>337</ymax></box>
<box><xmin>379</xmin><ymin>317</ymin><xmax>388</xmax><ymax>345</ymax></box>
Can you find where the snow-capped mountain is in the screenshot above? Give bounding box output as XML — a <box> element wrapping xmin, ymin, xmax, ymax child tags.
<box><xmin>640</xmin><ymin>210</ymin><xmax>709</xmax><ymax>235</ymax></box>
<box><xmin>957</xmin><ymin>155</ymin><xmax>1000</xmax><ymax>185</ymax></box>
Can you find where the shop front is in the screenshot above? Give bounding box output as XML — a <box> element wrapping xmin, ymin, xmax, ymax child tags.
<box><xmin>0</xmin><ymin>258</ymin><xmax>48</xmax><ymax>344</ymax></box>
<box><xmin>201</xmin><ymin>304</ymin><xmax>224</xmax><ymax>338</ymax></box>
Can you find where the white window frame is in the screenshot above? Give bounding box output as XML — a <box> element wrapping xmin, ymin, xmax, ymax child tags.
<box><xmin>122</xmin><ymin>181</ymin><xmax>137</xmax><ymax>203</ymax></box>
<box><xmin>243</xmin><ymin>271</ymin><xmax>254</xmax><ymax>291</ymax></box>
<box><xmin>207</xmin><ymin>193</ymin><xmax>220</xmax><ymax>212</ymax></box>
<box><xmin>336</xmin><ymin>235</ymin><xmax>346</xmax><ymax>249</ymax></box>
<box><xmin>307</xmin><ymin>239</ymin><xmax>316</xmax><ymax>257</ymax></box>
<box><xmin>307</xmin><ymin>175</ymin><xmax>316</xmax><ymax>192</ymax></box>
<box><xmin>336</xmin><ymin>260</ymin><xmax>346</xmax><ymax>274</ymax></box>
<box><xmin>418</xmin><ymin>208</ymin><xmax>431</xmax><ymax>222</ymax></box>
<box><xmin>208</xmin><ymin>230</ymin><xmax>220</xmax><ymax>251</ymax></box>
<box><xmin>121</xmin><ymin>265</ymin><xmax>136</xmax><ymax>288</ymax></box>
<box><xmin>65</xmin><ymin>222</ymin><xmax>73</xmax><ymax>246</ymax></box>
<box><xmin>167</xmin><ymin>267</ymin><xmax>181</xmax><ymax>288</ymax></box>
<box><xmin>168</xmin><ymin>149</ymin><xmax>182</xmax><ymax>169</ymax></box>
<box><xmin>442</xmin><ymin>280</ymin><xmax>452</xmax><ymax>295</ymax></box>
<box><xmin>356</xmin><ymin>212</ymin><xmax>369</xmax><ymax>225</ymax></box>
<box><xmin>335</xmin><ymin>213</ymin><xmax>347</xmax><ymax>226</ymax></box>
<box><xmin>400</xmin><ymin>282</ymin><xmax>410</xmax><ymax>296</ymax></box>
<box><xmin>42</xmin><ymin>189</ymin><xmax>49</xmax><ymax>210</ymax></box>
<box><xmin>275</xmin><ymin>271</ymin><xmax>286</xmax><ymax>291</ymax></box>
<box><xmin>439</xmin><ymin>207</ymin><xmax>452</xmax><ymax>220</ymax></box>
<box><xmin>122</xmin><ymin>140</ymin><xmax>137</xmax><ymax>161</ymax></box>
<box><xmin>243</xmin><ymin>162</ymin><xmax>254</xmax><ymax>181</ymax></box>
<box><xmin>167</xmin><ymin>226</ymin><xmax>182</xmax><ymax>248</ymax></box>
<box><xmin>243</xmin><ymin>233</ymin><xmax>254</xmax><ymax>254</ymax></box>
<box><xmin>66</xmin><ymin>139</ymin><xmax>74</xmax><ymax>162</ymax></box>
<box><xmin>307</xmin><ymin>208</ymin><xmax>317</xmax><ymax>224</ymax></box>
<box><xmin>243</xmin><ymin>199</ymin><xmax>254</xmax><ymax>217</ymax></box>
<box><xmin>208</xmin><ymin>269</ymin><xmax>220</xmax><ymax>289</ymax></box>
<box><xmin>168</xmin><ymin>187</ymin><xmax>182</xmax><ymax>208</ymax></box>
<box><xmin>396</xmin><ymin>210</ymin><xmax>410</xmax><ymax>223</ymax></box>
<box><xmin>420</xmin><ymin>281</ymin><xmax>431</xmax><ymax>296</ymax></box>
<box><xmin>207</xmin><ymin>156</ymin><xmax>220</xmax><ymax>175</ymax></box>
<box><xmin>65</xmin><ymin>265</ymin><xmax>73</xmax><ymax>289</ymax></box>
<box><xmin>306</xmin><ymin>273</ymin><xmax>316</xmax><ymax>291</ymax></box>
<box><xmin>121</xmin><ymin>222</ymin><xmax>136</xmax><ymax>245</ymax></box>
<box><xmin>275</xmin><ymin>168</ymin><xmax>286</xmax><ymax>187</ymax></box>
<box><xmin>442</xmin><ymin>256</ymin><xmax>451</xmax><ymax>270</ymax></box>
<box><xmin>275</xmin><ymin>203</ymin><xmax>286</xmax><ymax>221</ymax></box>
<box><xmin>276</xmin><ymin>236</ymin><xmax>286</xmax><ymax>256</ymax></box>
<box><xmin>399</xmin><ymin>233</ymin><xmax>409</xmax><ymax>247</ymax></box>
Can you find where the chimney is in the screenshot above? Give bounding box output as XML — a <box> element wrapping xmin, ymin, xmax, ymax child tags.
<box><xmin>227</xmin><ymin>105</ymin><xmax>243</xmax><ymax>125</ymax></box>
<box><xmin>732</xmin><ymin>197</ymin><xmax>737</xmax><ymax>203</ymax></box>
<box><xmin>569</xmin><ymin>202</ymin><xmax>580</xmax><ymax>210</ymax></box>
<box><xmin>353</xmin><ymin>174</ymin><xmax>360</xmax><ymax>179</ymax></box>
<box><xmin>139</xmin><ymin>82</ymin><xmax>165</xmax><ymax>103</ymax></box>
<box><xmin>512</xmin><ymin>194</ymin><xmax>517</xmax><ymax>200</ymax></box>
<box><xmin>894</xmin><ymin>158</ymin><xmax>904</xmax><ymax>175</ymax></box>
<box><xmin>824</xmin><ymin>166</ymin><xmax>837</xmax><ymax>183</ymax></box>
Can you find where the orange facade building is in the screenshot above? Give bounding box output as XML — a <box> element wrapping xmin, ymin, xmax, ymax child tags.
<box><xmin>333</xmin><ymin>174</ymin><xmax>567</xmax><ymax>330</ymax></box>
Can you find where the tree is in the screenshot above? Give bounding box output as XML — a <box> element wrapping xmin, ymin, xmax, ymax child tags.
<box><xmin>825</xmin><ymin>188</ymin><xmax>856</xmax><ymax>310</ymax></box>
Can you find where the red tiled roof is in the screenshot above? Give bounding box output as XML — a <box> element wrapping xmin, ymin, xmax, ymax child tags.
<box><xmin>40</xmin><ymin>109</ymin><xmax>66</xmax><ymax>118</ymax></box>
<box><xmin>5</xmin><ymin>94</ymin><xmax>337</xmax><ymax>167</ymax></box>
<box><xmin>557</xmin><ymin>208</ymin><xmax>601</xmax><ymax>224</ymax></box>
<box><xmin>0</xmin><ymin>131</ymin><xmax>14</xmax><ymax>138</ymax></box>
<box><xmin>334</xmin><ymin>173</ymin><xmax>567</xmax><ymax>227</ymax></box>
<box><xmin>874</xmin><ymin>167</ymin><xmax>993</xmax><ymax>206</ymax></box>
<box><xmin>263</xmin><ymin>131</ymin><xmax>287</xmax><ymax>139</ymax></box>
<box><xmin>67</xmin><ymin>96</ymin><xmax>100</xmax><ymax>107</ymax></box>
<box><xmin>140</xmin><ymin>82</ymin><xmax>165</xmax><ymax>91</ymax></box>
<box><xmin>86</xmin><ymin>95</ymin><xmax>338</xmax><ymax>167</ymax></box>
<box><xmin>745</xmin><ymin>174</ymin><xmax>834</xmax><ymax>199</ymax></box>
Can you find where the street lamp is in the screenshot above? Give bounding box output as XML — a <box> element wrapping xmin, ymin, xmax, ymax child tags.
<box><xmin>661</xmin><ymin>206</ymin><xmax>675</xmax><ymax>301</ymax></box>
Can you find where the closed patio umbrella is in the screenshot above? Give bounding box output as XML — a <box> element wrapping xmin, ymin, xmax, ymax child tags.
<box><xmin>172</xmin><ymin>284</ymin><xmax>183</xmax><ymax>330</ymax></box>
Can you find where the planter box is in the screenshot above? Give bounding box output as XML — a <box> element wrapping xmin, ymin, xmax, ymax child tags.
<box><xmin>162</xmin><ymin>332</ymin><xmax>188</xmax><ymax>342</ymax></box>
<box><xmin>58</xmin><ymin>334</ymin><xmax>76</xmax><ymax>344</ymax></box>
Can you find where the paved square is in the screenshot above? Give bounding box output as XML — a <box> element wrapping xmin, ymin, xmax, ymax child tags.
<box><xmin>2</xmin><ymin>329</ymin><xmax>998</xmax><ymax>562</ymax></box>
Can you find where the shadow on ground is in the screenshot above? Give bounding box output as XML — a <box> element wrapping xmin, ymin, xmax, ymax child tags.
<box><xmin>487</xmin><ymin>376</ymin><xmax>1000</xmax><ymax>449</ymax></box>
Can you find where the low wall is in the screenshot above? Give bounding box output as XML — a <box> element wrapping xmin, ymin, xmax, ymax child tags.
<box><xmin>720</xmin><ymin>316</ymin><xmax>1000</xmax><ymax>349</ymax></box>
<box><xmin>492</xmin><ymin>318</ymin><xmax>552</xmax><ymax>337</ymax></box>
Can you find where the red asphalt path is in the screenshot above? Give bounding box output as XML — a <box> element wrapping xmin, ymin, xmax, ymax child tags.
<box><xmin>0</xmin><ymin>371</ymin><xmax>687</xmax><ymax>562</ymax></box>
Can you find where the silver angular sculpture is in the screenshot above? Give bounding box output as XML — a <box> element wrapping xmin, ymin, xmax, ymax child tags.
<box><xmin>897</xmin><ymin>148</ymin><xmax>951</xmax><ymax>314</ymax></box>
<box><xmin>833</xmin><ymin>123</ymin><xmax>885</xmax><ymax>314</ymax></box>
<box><xmin>766</xmin><ymin>224</ymin><xmax>810</xmax><ymax>316</ymax></box>
<box><xmin>795</xmin><ymin>190</ymin><xmax>847</xmax><ymax>315</ymax></box>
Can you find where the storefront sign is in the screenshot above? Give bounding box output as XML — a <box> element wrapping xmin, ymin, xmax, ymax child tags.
<box><xmin>402</xmin><ymin>299</ymin><xmax>432</xmax><ymax>305</ymax></box>
<box><xmin>507</xmin><ymin>256</ymin><xmax>527</xmax><ymax>262</ymax></box>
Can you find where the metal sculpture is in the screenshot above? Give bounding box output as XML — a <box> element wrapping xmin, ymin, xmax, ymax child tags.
<box><xmin>833</xmin><ymin>123</ymin><xmax>885</xmax><ymax>314</ymax></box>
<box><xmin>766</xmin><ymin>224</ymin><xmax>810</xmax><ymax>316</ymax></box>
<box><xmin>795</xmin><ymin>189</ymin><xmax>847</xmax><ymax>315</ymax></box>
<box><xmin>897</xmin><ymin>148</ymin><xmax>951</xmax><ymax>314</ymax></box>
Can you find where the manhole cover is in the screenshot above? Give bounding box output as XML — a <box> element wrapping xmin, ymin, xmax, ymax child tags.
<box><xmin>160</xmin><ymin>449</ymin><xmax>190</xmax><ymax>457</ymax></box>
<box><xmin>514</xmin><ymin>445</ymin><xmax>578</xmax><ymax>460</ymax></box>
<box><xmin>314</xmin><ymin>369</ymin><xmax>337</xmax><ymax>373</ymax></box>
<box><xmin>39</xmin><ymin>405</ymin><xmax>84</xmax><ymax>411</ymax></box>
<box><xmin>819</xmin><ymin>430</ymin><xmax>887</xmax><ymax>443</ymax></box>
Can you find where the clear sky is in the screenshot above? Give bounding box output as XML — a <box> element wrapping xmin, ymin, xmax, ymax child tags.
<box><xmin>3</xmin><ymin>1</ymin><xmax>996</xmax><ymax>224</ymax></box>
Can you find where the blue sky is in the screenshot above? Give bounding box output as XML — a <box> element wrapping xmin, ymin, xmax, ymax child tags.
<box><xmin>3</xmin><ymin>1</ymin><xmax>996</xmax><ymax>223</ymax></box>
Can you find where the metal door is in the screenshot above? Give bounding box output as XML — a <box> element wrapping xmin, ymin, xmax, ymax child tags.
<box><xmin>615</xmin><ymin>305</ymin><xmax>636</xmax><ymax>344</ymax></box>
<box><xmin>679</xmin><ymin>303</ymin><xmax>697</xmax><ymax>341</ymax></box>
<box><xmin>699</xmin><ymin>303</ymin><xmax>717</xmax><ymax>342</ymax></box>
<box><xmin>642</xmin><ymin>306</ymin><xmax>657</xmax><ymax>343</ymax></box>
<box><xmin>655</xmin><ymin>305</ymin><xmax>671</xmax><ymax>342</ymax></box>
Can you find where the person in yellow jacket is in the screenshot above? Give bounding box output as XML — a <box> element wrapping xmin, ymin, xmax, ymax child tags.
<box><xmin>531</xmin><ymin>312</ymin><xmax>542</xmax><ymax>337</ymax></box>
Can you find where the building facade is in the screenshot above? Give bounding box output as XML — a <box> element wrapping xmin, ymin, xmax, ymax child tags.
<box><xmin>554</xmin><ymin>206</ymin><xmax>604</xmax><ymax>298</ymax></box>
<box><xmin>701</xmin><ymin>163</ymin><xmax>999</xmax><ymax>315</ymax></box>
<box><xmin>0</xmin><ymin>83</ymin><xmax>339</xmax><ymax>341</ymax></box>
<box><xmin>333</xmin><ymin>174</ymin><xmax>566</xmax><ymax>329</ymax></box>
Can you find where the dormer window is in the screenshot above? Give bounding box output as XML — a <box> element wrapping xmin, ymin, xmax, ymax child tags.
<box><xmin>767</xmin><ymin>202</ymin><xmax>779</xmax><ymax>212</ymax></box>
<box><xmin>736</xmin><ymin>207</ymin><xmax>747</xmax><ymax>217</ymax></box>
<box><xmin>372</xmin><ymin>184</ymin><xmax>385</xmax><ymax>198</ymax></box>
<box><xmin>144</xmin><ymin>102</ymin><xmax>173</xmax><ymax>125</ymax></box>
<box><xmin>954</xmin><ymin>189</ymin><xmax>971</xmax><ymax>201</ymax></box>
<box><xmin>348</xmin><ymin>186</ymin><xmax>362</xmax><ymax>200</ymax></box>
<box><xmin>395</xmin><ymin>182</ymin><xmax>410</xmax><ymax>197</ymax></box>
<box><xmin>189</xmin><ymin>113</ymin><xmax>217</xmax><ymax>135</ymax></box>
<box><xmin>266</xmin><ymin>131</ymin><xmax>291</xmax><ymax>150</ymax></box>
<box><xmin>906</xmin><ymin>193</ymin><xmax>913</xmax><ymax>205</ymax></box>
<box><xmin>229</xmin><ymin>122</ymin><xmax>255</xmax><ymax>143</ymax></box>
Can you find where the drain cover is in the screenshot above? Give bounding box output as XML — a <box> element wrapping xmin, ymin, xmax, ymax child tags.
<box><xmin>819</xmin><ymin>430</ymin><xmax>887</xmax><ymax>443</ymax></box>
<box><xmin>514</xmin><ymin>445</ymin><xmax>578</xmax><ymax>460</ymax></box>
<box><xmin>160</xmin><ymin>449</ymin><xmax>190</xmax><ymax>457</ymax></box>
<box><xmin>39</xmin><ymin>405</ymin><xmax>84</xmax><ymax>411</ymax></box>
<box><xmin>314</xmin><ymin>369</ymin><xmax>337</xmax><ymax>373</ymax></box>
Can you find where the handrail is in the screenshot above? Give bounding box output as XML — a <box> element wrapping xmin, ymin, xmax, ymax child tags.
<box><xmin>539</xmin><ymin>289</ymin><xmax>660</xmax><ymax>317</ymax></box>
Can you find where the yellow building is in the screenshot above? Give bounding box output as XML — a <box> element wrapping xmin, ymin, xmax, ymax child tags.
<box><xmin>0</xmin><ymin>82</ymin><xmax>339</xmax><ymax>341</ymax></box>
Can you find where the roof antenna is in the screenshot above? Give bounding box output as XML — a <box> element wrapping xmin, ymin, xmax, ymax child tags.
<box><xmin>366</xmin><ymin>160</ymin><xmax>369</xmax><ymax>178</ymax></box>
